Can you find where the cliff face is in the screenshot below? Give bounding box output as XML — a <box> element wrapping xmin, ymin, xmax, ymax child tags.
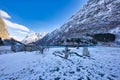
<box><xmin>38</xmin><ymin>0</ymin><xmax>120</xmax><ymax>46</ymax></box>
<box><xmin>0</xmin><ymin>18</ymin><xmax>9</xmax><ymax>40</ymax></box>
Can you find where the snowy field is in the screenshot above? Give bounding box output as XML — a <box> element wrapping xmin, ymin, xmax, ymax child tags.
<box><xmin>0</xmin><ymin>47</ymin><xmax>120</xmax><ymax>80</ymax></box>
<box><xmin>0</xmin><ymin>46</ymin><xmax>11</xmax><ymax>51</ymax></box>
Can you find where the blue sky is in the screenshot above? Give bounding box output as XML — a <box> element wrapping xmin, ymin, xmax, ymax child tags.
<box><xmin>0</xmin><ymin>0</ymin><xmax>87</xmax><ymax>40</ymax></box>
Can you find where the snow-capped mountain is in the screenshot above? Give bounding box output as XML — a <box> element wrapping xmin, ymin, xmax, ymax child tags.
<box><xmin>22</xmin><ymin>32</ymin><xmax>47</xmax><ymax>44</ymax></box>
<box><xmin>38</xmin><ymin>0</ymin><xmax>120</xmax><ymax>46</ymax></box>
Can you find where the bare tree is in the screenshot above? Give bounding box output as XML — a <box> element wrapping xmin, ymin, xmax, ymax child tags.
<box><xmin>53</xmin><ymin>47</ymin><xmax>82</xmax><ymax>59</ymax></box>
<box><xmin>38</xmin><ymin>46</ymin><xmax>45</xmax><ymax>54</ymax></box>
<box><xmin>38</xmin><ymin>46</ymin><xmax>50</xmax><ymax>54</ymax></box>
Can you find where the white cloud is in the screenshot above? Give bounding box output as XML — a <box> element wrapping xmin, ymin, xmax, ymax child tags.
<box><xmin>10</xmin><ymin>35</ymin><xmax>23</xmax><ymax>41</ymax></box>
<box><xmin>0</xmin><ymin>9</ymin><xmax>11</xmax><ymax>18</ymax></box>
<box><xmin>8</xmin><ymin>29</ymin><xmax>28</xmax><ymax>41</ymax></box>
<box><xmin>16</xmin><ymin>30</ymin><xmax>29</xmax><ymax>35</ymax></box>
<box><xmin>3</xmin><ymin>19</ymin><xmax>30</xmax><ymax>32</ymax></box>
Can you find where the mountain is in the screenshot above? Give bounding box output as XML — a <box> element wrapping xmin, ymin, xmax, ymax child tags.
<box><xmin>38</xmin><ymin>0</ymin><xmax>120</xmax><ymax>46</ymax></box>
<box><xmin>0</xmin><ymin>18</ymin><xmax>9</xmax><ymax>40</ymax></box>
<box><xmin>22</xmin><ymin>32</ymin><xmax>47</xmax><ymax>44</ymax></box>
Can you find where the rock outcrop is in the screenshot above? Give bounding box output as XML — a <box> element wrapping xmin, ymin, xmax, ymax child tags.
<box><xmin>0</xmin><ymin>18</ymin><xmax>9</xmax><ymax>40</ymax></box>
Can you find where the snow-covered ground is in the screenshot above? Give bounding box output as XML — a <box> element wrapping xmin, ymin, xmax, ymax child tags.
<box><xmin>0</xmin><ymin>46</ymin><xmax>12</xmax><ymax>55</ymax></box>
<box><xmin>0</xmin><ymin>47</ymin><xmax>120</xmax><ymax>80</ymax></box>
<box><xmin>0</xmin><ymin>46</ymin><xmax>11</xmax><ymax>51</ymax></box>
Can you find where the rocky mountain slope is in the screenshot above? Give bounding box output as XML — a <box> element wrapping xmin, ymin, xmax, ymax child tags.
<box><xmin>38</xmin><ymin>0</ymin><xmax>120</xmax><ymax>46</ymax></box>
<box><xmin>0</xmin><ymin>18</ymin><xmax>9</xmax><ymax>40</ymax></box>
<box><xmin>22</xmin><ymin>32</ymin><xmax>47</xmax><ymax>44</ymax></box>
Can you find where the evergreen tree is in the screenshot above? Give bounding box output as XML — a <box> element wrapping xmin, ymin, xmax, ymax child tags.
<box><xmin>0</xmin><ymin>37</ymin><xmax>3</xmax><ymax>45</ymax></box>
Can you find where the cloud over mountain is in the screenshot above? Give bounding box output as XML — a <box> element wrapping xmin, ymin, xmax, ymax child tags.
<box><xmin>3</xmin><ymin>19</ymin><xmax>30</xmax><ymax>32</ymax></box>
<box><xmin>0</xmin><ymin>9</ymin><xmax>30</xmax><ymax>41</ymax></box>
<box><xmin>0</xmin><ymin>9</ymin><xmax>11</xmax><ymax>18</ymax></box>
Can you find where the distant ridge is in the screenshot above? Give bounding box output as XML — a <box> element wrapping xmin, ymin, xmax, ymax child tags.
<box><xmin>22</xmin><ymin>32</ymin><xmax>48</xmax><ymax>44</ymax></box>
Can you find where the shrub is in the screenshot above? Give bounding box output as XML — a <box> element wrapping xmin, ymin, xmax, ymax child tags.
<box><xmin>93</xmin><ymin>33</ymin><xmax>115</xmax><ymax>42</ymax></box>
